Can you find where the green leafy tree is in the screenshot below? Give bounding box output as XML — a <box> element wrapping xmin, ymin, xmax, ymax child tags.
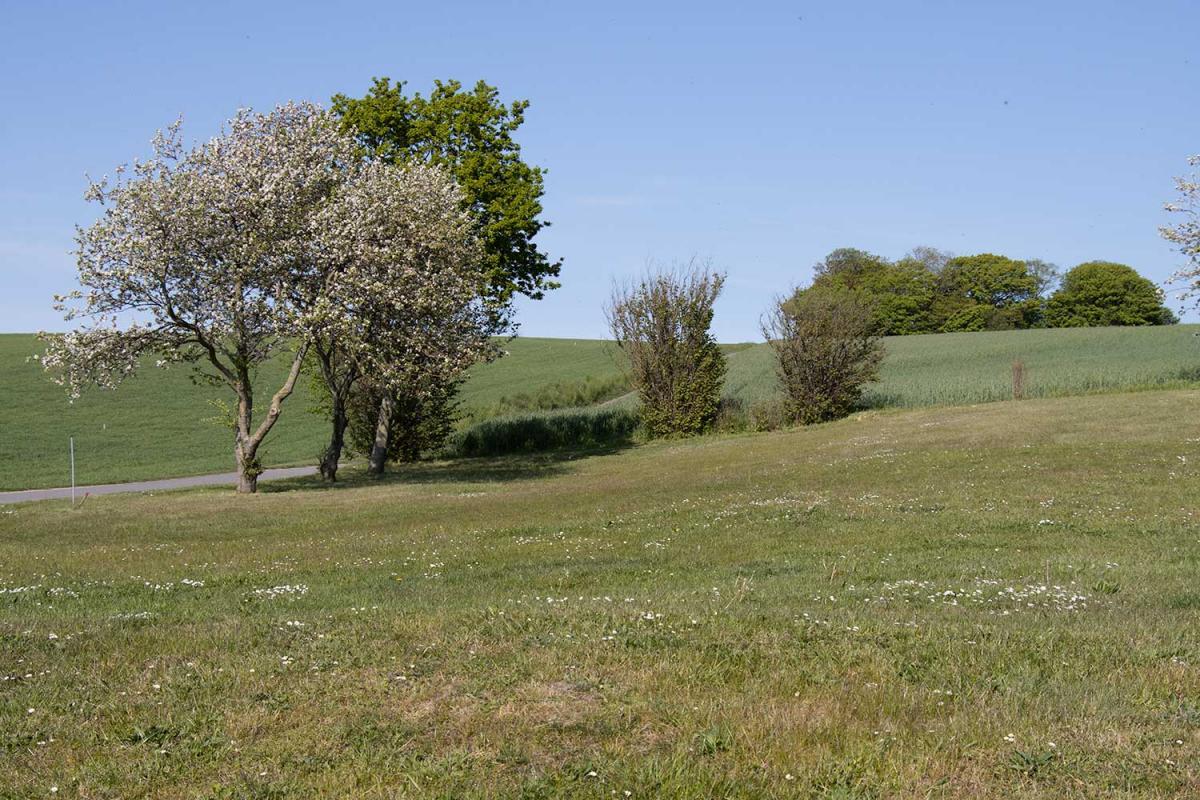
<box><xmin>1044</xmin><ymin>261</ymin><xmax>1177</xmax><ymax>327</ymax></box>
<box><xmin>794</xmin><ymin>248</ymin><xmax>936</xmax><ymax>335</ymax></box>
<box><xmin>935</xmin><ymin>254</ymin><xmax>1041</xmax><ymax>331</ymax></box>
<box><xmin>331</xmin><ymin>77</ymin><xmax>559</xmax><ymax>305</ymax></box>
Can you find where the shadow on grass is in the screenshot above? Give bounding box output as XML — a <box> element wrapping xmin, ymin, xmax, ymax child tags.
<box><xmin>259</xmin><ymin>444</ymin><xmax>633</xmax><ymax>494</ymax></box>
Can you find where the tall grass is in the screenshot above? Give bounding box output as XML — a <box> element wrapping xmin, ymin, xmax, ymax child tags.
<box><xmin>459</xmin><ymin>374</ymin><xmax>630</xmax><ymax>424</ymax></box>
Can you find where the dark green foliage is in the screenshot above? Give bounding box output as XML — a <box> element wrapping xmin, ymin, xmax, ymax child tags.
<box><xmin>346</xmin><ymin>380</ymin><xmax>461</xmax><ymax>463</ymax></box>
<box><xmin>795</xmin><ymin>248</ymin><xmax>936</xmax><ymax>336</ymax></box>
<box><xmin>935</xmin><ymin>253</ymin><xmax>1042</xmax><ymax>330</ymax></box>
<box><xmin>1044</xmin><ymin>261</ymin><xmax>1177</xmax><ymax>327</ymax></box>
<box><xmin>607</xmin><ymin>266</ymin><xmax>727</xmax><ymax>438</ymax></box>
<box><xmin>448</xmin><ymin>407</ymin><xmax>639</xmax><ymax>457</ymax></box>
<box><xmin>331</xmin><ymin>77</ymin><xmax>559</xmax><ymax>305</ymax></box>
<box><xmin>793</xmin><ymin>249</ymin><xmax>1066</xmax><ymax>335</ymax></box>
<box><xmin>639</xmin><ymin>337</ymin><xmax>725</xmax><ymax>438</ymax></box>
<box><xmin>764</xmin><ymin>289</ymin><xmax>884</xmax><ymax>424</ymax></box>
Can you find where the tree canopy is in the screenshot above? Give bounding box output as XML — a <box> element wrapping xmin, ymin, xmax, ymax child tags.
<box><xmin>793</xmin><ymin>248</ymin><xmax>934</xmax><ymax>335</ymax></box>
<box><xmin>331</xmin><ymin>77</ymin><xmax>559</xmax><ymax>306</ymax></box>
<box><xmin>935</xmin><ymin>253</ymin><xmax>1042</xmax><ymax>331</ymax></box>
<box><xmin>790</xmin><ymin>248</ymin><xmax>1168</xmax><ymax>336</ymax></box>
<box><xmin>1044</xmin><ymin>261</ymin><xmax>1177</xmax><ymax>327</ymax></box>
<box><xmin>41</xmin><ymin>103</ymin><xmax>497</xmax><ymax>492</ymax></box>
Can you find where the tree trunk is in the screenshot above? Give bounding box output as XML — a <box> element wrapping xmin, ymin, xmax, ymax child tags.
<box><xmin>320</xmin><ymin>395</ymin><xmax>349</xmax><ymax>482</ymax></box>
<box><xmin>236</xmin><ymin>464</ymin><xmax>259</xmax><ymax>493</ymax></box>
<box><xmin>367</xmin><ymin>393</ymin><xmax>394</xmax><ymax>476</ymax></box>
<box><xmin>230</xmin><ymin>346</ymin><xmax>307</xmax><ymax>494</ymax></box>
<box><xmin>234</xmin><ymin>434</ymin><xmax>260</xmax><ymax>494</ymax></box>
<box><xmin>234</xmin><ymin>381</ymin><xmax>258</xmax><ymax>494</ymax></box>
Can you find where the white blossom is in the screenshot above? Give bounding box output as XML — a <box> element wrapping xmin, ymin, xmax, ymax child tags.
<box><xmin>1162</xmin><ymin>155</ymin><xmax>1200</xmax><ymax>306</ymax></box>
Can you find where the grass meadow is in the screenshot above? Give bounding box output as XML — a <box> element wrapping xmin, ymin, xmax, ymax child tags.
<box><xmin>3</xmin><ymin>327</ymin><xmax>1200</xmax><ymax>490</ymax></box>
<box><xmin>1</xmin><ymin>390</ymin><xmax>1199</xmax><ymax>797</ymax></box>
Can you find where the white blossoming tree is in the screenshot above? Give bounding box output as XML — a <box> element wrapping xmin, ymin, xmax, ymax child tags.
<box><xmin>310</xmin><ymin>161</ymin><xmax>502</xmax><ymax>480</ymax></box>
<box><xmin>41</xmin><ymin>103</ymin><xmax>357</xmax><ymax>493</ymax></box>
<box><xmin>1163</xmin><ymin>156</ymin><xmax>1200</xmax><ymax>306</ymax></box>
<box><xmin>43</xmin><ymin>101</ymin><xmax>501</xmax><ymax>491</ymax></box>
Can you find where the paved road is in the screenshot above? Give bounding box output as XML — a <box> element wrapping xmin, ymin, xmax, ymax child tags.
<box><xmin>0</xmin><ymin>466</ymin><xmax>319</xmax><ymax>505</ymax></box>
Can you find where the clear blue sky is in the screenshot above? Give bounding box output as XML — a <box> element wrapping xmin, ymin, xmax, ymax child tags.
<box><xmin>2</xmin><ymin>0</ymin><xmax>1197</xmax><ymax>341</ymax></box>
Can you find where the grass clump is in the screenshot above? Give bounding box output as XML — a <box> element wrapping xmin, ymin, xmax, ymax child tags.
<box><xmin>461</xmin><ymin>374</ymin><xmax>630</xmax><ymax>424</ymax></box>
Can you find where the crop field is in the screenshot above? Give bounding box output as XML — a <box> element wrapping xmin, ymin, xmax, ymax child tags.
<box><xmin>3</xmin><ymin>327</ymin><xmax>1200</xmax><ymax>491</ymax></box>
<box><xmin>1</xmin><ymin>390</ymin><xmax>1199</xmax><ymax>797</ymax></box>
<box><xmin>724</xmin><ymin>324</ymin><xmax>1200</xmax><ymax>409</ymax></box>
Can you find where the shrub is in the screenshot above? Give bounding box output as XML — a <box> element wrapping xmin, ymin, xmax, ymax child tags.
<box><xmin>606</xmin><ymin>263</ymin><xmax>727</xmax><ymax>438</ymax></box>
<box><xmin>448</xmin><ymin>406</ymin><xmax>640</xmax><ymax>457</ymax></box>
<box><xmin>762</xmin><ymin>289</ymin><xmax>884</xmax><ymax>424</ymax></box>
<box><xmin>1044</xmin><ymin>261</ymin><xmax>1177</xmax><ymax>327</ymax></box>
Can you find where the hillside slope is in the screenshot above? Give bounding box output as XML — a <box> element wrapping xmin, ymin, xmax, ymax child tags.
<box><xmin>724</xmin><ymin>324</ymin><xmax>1200</xmax><ymax>408</ymax></box>
<box><xmin>2</xmin><ymin>326</ymin><xmax>1198</xmax><ymax>490</ymax></box>
<box><xmin>0</xmin><ymin>336</ymin><xmax>621</xmax><ymax>491</ymax></box>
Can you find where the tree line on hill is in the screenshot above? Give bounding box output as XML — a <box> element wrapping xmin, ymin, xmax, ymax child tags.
<box><xmin>792</xmin><ymin>247</ymin><xmax>1177</xmax><ymax>336</ymax></box>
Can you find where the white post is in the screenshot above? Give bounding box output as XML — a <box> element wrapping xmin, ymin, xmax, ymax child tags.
<box><xmin>69</xmin><ymin>437</ymin><xmax>75</xmax><ymax>507</ymax></box>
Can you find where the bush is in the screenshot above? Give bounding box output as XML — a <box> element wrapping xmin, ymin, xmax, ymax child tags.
<box><xmin>762</xmin><ymin>289</ymin><xmax>884</xmax><ymax>425</ymax></box>
<box><xmin>447</xmin><ymin>406</ymin><xmax>640</xmax><ymax>458</ymax></box>
<box><xmin>1044</xmin><ymin>261</ymin><xmax>1177</xmax><ymax>327</ymax></box>
<box><xmin>607</xmin><ymin>263</ymin><xmax>727</xmax><ymax>438</ymax></box>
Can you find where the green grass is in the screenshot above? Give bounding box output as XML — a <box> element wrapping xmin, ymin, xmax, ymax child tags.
<box><xmin>4</xmin><ymin>327</ymin><xmax>1200</xmax><ymax>491</ymax></box>
<box><xmin>0</xmin><ymin>336</ymin><xmax>623</xmax><ymax>491</ymax></box>
<box><xmin>724</xmin><ymin>324</ymin><xmax>1200</xmax><ymax>409</ymax></box>
<box><xmin>2</xmin><ymin>389</ymin><xmax>1199</xmax><ymax>797</ymax></box>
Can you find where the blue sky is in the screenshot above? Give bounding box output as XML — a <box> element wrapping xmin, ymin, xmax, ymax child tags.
<box><xmin>1</xmin><ymin>0</ymin><xmax>1197</xmax><ymax>341</ymax></box>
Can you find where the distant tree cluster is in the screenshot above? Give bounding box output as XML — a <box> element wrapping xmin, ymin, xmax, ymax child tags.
<box><xmin>790</xmin><ymin>247</ymin><xmax>1175</xmax><ymax>335</ymax></box>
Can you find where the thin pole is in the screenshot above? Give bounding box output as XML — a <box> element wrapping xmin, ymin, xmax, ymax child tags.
<box><xmin>70</xmin><ymin>437</ymin><xmax>75</xmax><ymax>507</ymax></box>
